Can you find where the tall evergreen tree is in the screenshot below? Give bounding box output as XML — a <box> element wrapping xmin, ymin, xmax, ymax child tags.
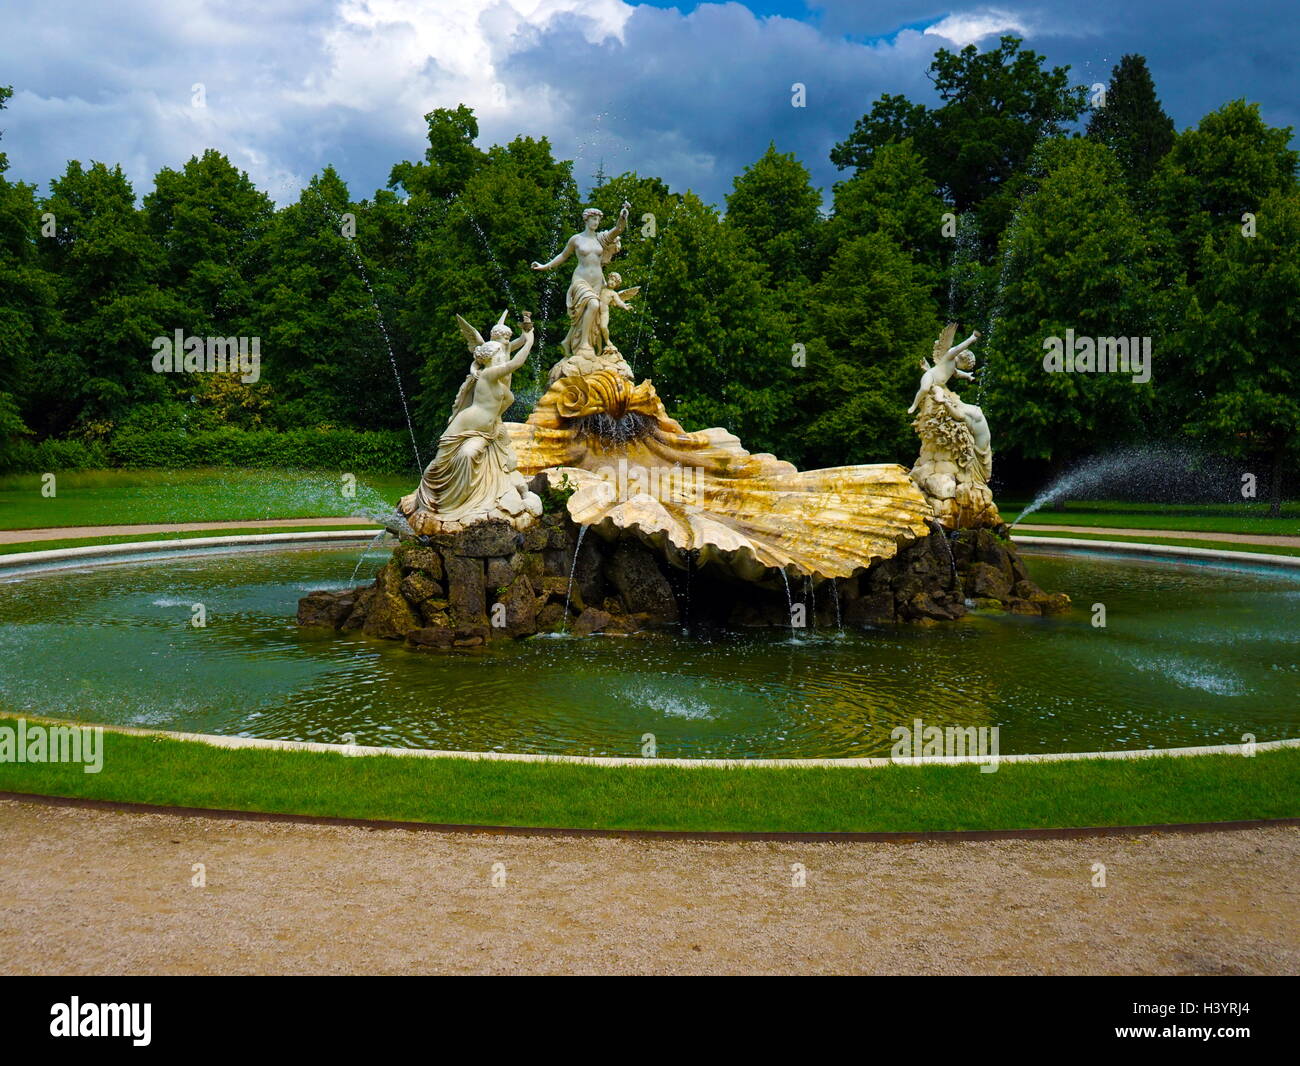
<box><xmin>724</xmin><ymin>144</ymin><xmax>823</xmax><ymax>286</ymax></box>
<box><xmin>1084</xmin><ymin>54</ymin><xmax>1175</xmax><ymax>191</ymax></box>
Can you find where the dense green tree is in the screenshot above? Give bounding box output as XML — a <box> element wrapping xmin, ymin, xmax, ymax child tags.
<box><xmin>389</xmin><ymin>105</ymin><xmax>487</xmax><ymax>203</ymax></box>
<box><xmin>246</xmin><ymin>167</ymin><xmax>414</xmax><ymax>435</ymax></box>
<box><xmin>799</xmin><ymin>231</ymin><xmax>940</xmax><ymax>468</ymax></box>
<box><xmin>1181</xmin><ymin>186</ymin><xmax>1300</xmax><ymax>514</ymax></box>
<box><xmin>980</xmin><ymin>139</ymin><xmax>1159</xmax><ymax>463</ymax></box>
<box><xmin>724</xmin><ymin>144</ymin><xmax>823</xmax><ymax>286</ymax></box>
<box><xmin>401</xmin><ymin>126</ymin><xmax>579</xmax><ymax>432</ymax></box>
<box><xmin>34</xmin><ymin>161</ymin><xmax>179</xmax><ymax>432</ymax></box>
<box><xmin>1152</xmin><ymin>100</ymin><xmax>1298</xmax><ymax>281</ymax></box>
<box><xmin>143</xmin><ymin>149</ymin><xmax>274</xmax><ymax>337</ymax></box>
<box><xmin>639</xmin><ymin>191</ymin><xmax>801</xmax><ymax>456</ymax></box>
<box><xmin>1084</xmin><ymin>54</ymin><xmax>1175</xmax><ymax>192</ymax></box>
<box><xmin>833</xmin><ymin>36</ymin><xmax>1086</xmax><ymax>243</ymax></box>
<box><xmin>0</xmin><ymin>85</ymin><xmax>58</xmax><ymax>455</ymax></box>
<box><xmin>823</xmin><ymin>139</ymin><xmax>946</xmax><ymax>288</ymax></box>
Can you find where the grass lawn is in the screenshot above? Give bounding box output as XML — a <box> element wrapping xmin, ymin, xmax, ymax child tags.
<box><xmin>1</xmin><ymin>469</ymin><xmax>1294</xmax><ymax>540</ymax></box>
<box><xmin>0</xmin><ymin>718</ymin><xmax>1294</xmax><ymax>833</ymax></box>
<box><xmin>1002</xmin><ymin>498</ymin><xmax>1299</xmax><ymax>536</ymax></box>
<box><xmin>1013</xmin><ymin>528</ymin><xmax>1300</xmax><ymax>558</ymax></box>
<box><xmin>0</xmin><ymin>468</ymin><xmax>411</xmax><ymax>531</ymax></box>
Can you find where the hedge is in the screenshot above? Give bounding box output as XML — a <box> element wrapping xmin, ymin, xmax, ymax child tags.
<box><xmin>2</xmin><ymin>429</ymin><xmax>418</xmax><ymax>475</ymax></box>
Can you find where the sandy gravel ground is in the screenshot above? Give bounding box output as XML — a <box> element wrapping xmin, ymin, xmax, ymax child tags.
<box><xmin>0</xmin><ymin>798</ymin><xmax>1295</xmax><ymax>975</ymax></box>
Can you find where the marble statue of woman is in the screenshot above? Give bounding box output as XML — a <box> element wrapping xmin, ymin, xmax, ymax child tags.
<box><xmin>531</xmin><ymin>201</ymin><xmax>631</xmax><ymax>360</ymax></box>
<box><xmin>398</xmin><ymin>312</ymin><xmax>542</xmax><ymax>533</ymax></box>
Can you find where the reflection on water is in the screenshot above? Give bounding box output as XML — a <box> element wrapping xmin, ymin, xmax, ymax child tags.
<box><xmin>0</xmin><ymin>547</ymin><xmax>1296</xmax><ymax>758</ymax></box>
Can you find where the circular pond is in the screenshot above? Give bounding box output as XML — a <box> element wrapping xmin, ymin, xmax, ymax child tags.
<box><xmin>0</xmin><ymin>544</ymin><xmax>1296</xmax><ymax>759</ymax></box>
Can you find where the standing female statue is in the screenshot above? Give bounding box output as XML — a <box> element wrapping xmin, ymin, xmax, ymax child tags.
<box><xmin>398</xmin><ymin>311</ymin><xmax>542</xmax><ymax>533</ymax></box>
<box><xmin>531</xmin><ymin>201</ymin><xmax>631</xmax><ymax>359</ymax></box>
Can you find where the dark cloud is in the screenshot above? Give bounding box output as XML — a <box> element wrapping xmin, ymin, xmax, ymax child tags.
<box><xmin>0</xmin><ymin>1</ymin><xmax>1292</xmax><ymax>209</ymax></box>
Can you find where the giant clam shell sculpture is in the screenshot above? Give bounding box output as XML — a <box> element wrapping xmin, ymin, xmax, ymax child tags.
<box><xmin>506</xmin><ymin>366</ymin><xmax>933</xmax><ymax>582</ymax></box>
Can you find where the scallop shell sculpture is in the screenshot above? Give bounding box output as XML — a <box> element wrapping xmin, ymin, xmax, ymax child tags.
<box><xmin>505</xmin><ymin>362</ymin><xmax>934</xmax><ymax>582</ymax></box>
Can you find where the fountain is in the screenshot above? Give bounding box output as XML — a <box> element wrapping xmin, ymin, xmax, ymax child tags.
<box><xmin>299</xmin><ymin>201</ymin><xmax>1068</xmax><ymax>649</ymax></box>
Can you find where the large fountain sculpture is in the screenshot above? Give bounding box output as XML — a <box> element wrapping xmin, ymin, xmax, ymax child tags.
<box><xmin>300</xmin><ymin>203</ymin><xmax>1067</xmax><ymax>646</ymax></box>
<box><xmin>514</xmin><ymin>202</ymin><xmax>934</xmax><ymax>581</ymax></box>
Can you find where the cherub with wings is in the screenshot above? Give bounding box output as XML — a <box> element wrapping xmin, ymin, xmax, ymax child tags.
<box><xmin>450</xmin><ymin>310</ymin><xmax>533</xmax><ymax>417</ymax></box>
<box><xmin>596</xmin><ymin>272</ymin><xmax>639</xmax><ymax>354</ymax></box>
<box><xmin>908</xmin><ymin>323</ymin><xmax>980</xmax><ymax>414</ymax></box>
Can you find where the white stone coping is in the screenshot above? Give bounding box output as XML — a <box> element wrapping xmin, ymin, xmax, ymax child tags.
<box><xmin>1012</xmin><ymin>535</ymin><xmax>1300</xmax><ymax>569</ymax></box>
<box><xmin>0</xmin><ymin>529</ymin><xmax>385</xmax><ymax>570</ymax></box>
<box><xmin>60</xmin><ymin>723</ymin><xmax>1300</xmax><ymax>768</ymax></box>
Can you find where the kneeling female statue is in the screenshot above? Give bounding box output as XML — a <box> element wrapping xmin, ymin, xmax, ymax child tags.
<box><xmin>398</xmin><ymin>311</ymin><xmax>543</xmax><ymax>534</ymax></box>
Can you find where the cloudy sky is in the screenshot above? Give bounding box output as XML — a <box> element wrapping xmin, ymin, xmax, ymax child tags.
<box><xmin>1</xmin><ymin>1</ymin><xmax>1294</xmax><ymax>207</ymax></box>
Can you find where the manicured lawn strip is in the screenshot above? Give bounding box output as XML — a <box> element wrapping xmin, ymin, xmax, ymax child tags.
<box><xmin>0</xmin><ymin>525</ymin><xmax>382</xmax><ymax>556</ymax></box>
<box><xmin>1013</xmin><ymin>528</ymin><xmax>1300</xmax><ymax>558</ymax></box>
<box><xmin>0</xmin><ymin>468</ymin><xmax>410</xmax><ymax>530</ymax></box>
<box><xmin>0</xmin><ymin>720</ymin><xmax>1294</xmax><ymax>832</ymax></box>
<box><xmin>1002</xmin><ymin>502</ymin><xmax>1298</xmax><ymax>536</ymax></box>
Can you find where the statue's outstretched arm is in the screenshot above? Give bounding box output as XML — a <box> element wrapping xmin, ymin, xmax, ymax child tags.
<box><xmin>949</xmin><ymin>330</ymin><xmax>980</xmax><ymax>356</ymax></box>
<box><xmin>485</xmin><ymin>319</ymin><xmax>534</xmax><ymax>379</ymax></box>
<box><xmin>531</xmin><ymin>237</ymin><xmax>575</xmax><ymax>272</ymax></box>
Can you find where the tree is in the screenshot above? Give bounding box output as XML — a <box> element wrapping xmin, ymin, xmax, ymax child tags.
<box><xmin>0</xmin><ymin>85</ymin><xmax>58</xmax><ymax>452</ymax></box>
<box><xmin>832</xmin><ymin>36</ymin><xmax>1086</xmax><ymax>243</ymax></box>
<box><xmin>143</xmin><ymin>149</ymin><xmax>274</xmax><ymax>337</ymax></box>
<box><xmin>1084</xmin><ymin>54</ymin><xmax>1175</xmax><ymax>192</ymax></box>
<box><xmin>35</xmin><ymin>161</ymin><xmax>178</xmax><ymax>432</ymax></box>
<box><xmin>389</xmin><ymin>105</ymin><xmax>487</xmax><ymax>202</ymax></box>
<box><xmin>799</xmin><ymin>231</ymin><xmax>940</xmax><ymax>468</ymax></box>
<box><xmin>1153</xmin><ymin>100</ymin><xmax>1298</xmax><ymax>282</ymax></box>
<box><xmin>249</xmin><ymin>167</ymin><xmax>409</xmax><ymax>434</ymax></box>
<box><xmin>823</xmin><ymin>139</ymin><xmax>947</xmax><ymax>293</ymax></box>
<box><xmin>724</xmin><ymin>143</ymin><xmax>823</xmax><ymax>286</ymax></box>
<box><xmin>1181</xmin><ymin>186</ymin><xmax>1300</xmax><ymax>514</ymax></box>
<box><xmin>400</xmin><ymin>119</ymin><xmax>580</xmax><ymax>432</ymax></box>
<box><xmin>639</xmin><ymin>192</ymin><xmax>802</xmax><ymax>458</ymax></box>
<box><xmin>980</xmin><ymin>139</ymin><xmax>1159</xmax><ymax>465</ymax></box>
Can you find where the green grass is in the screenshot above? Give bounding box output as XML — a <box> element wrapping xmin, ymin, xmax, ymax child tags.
<box><xmin>0</xmin><ymin>468</ymin><xmax>410</xmax><ymax>530</ymax></box>
<box><xmin>1013</xmin><ymin>528</ymin><xmax>1300</xmax><ymax>558</ymax></box>
<box><xmin>1002</xmin><ymin>499</ymin><xmax>1299</xmax><ymax>536</ymax></box>
<box><xmin>0</xmin><ymin>717</ymin><xmax>1294</xmax><ymax>832</ymax></box>
<box><xmin>0</xmin><ymin>525</ymin><xmax>383</xmax><ymax>556</ymax></box>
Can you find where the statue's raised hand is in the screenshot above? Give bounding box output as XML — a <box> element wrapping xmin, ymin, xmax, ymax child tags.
<box><xmin>619</xmin><ymin>201</ymin><xmax>631</xmax><ymax>220</ymax></box>
<box><xmin>520</xmin><ymin>311</ymin><xmax>533</xmax><ymax>333</ymax></box>
<box><xmin>530</xmin><ymin>261</ymin><xmax>545</xmax><ymax>271</ymax></box>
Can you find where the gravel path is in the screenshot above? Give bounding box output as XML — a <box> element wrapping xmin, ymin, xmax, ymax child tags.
<box><xmin>1</xmin><ymin>799</ymin><xmax>1295</xmax><ymax>975</ymax></box>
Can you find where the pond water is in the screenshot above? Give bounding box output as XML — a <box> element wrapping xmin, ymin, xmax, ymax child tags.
<box><xmin>0</xmin><ymin>545</ymin><xmax>1296</xmax><ymax>759</ymax></box>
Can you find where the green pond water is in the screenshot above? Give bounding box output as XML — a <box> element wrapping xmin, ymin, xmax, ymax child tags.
<box><xmin>0</xmin><ymin>545</ymin><xmax>1296</xmax><ymax>759</ymax></box>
